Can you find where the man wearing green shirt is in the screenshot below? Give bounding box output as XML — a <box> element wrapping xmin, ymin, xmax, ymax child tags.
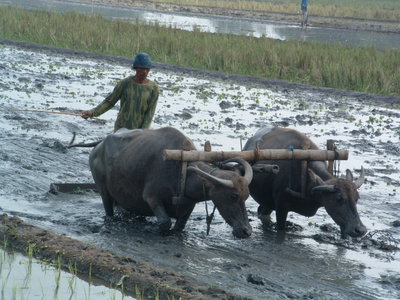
<box><xmin>82</xmin><ymin>53</ymin><xmax>159</xmax><ymax>132</ymax></box>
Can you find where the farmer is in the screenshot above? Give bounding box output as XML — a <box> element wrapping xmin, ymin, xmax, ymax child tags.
<box><xmin>301</xmin><ymin>0</ymin><xmax>308</xmax><ymax>28</ymax></box>
<box><xmin>81</xmin><ymin>53</ymin><xmax>159</xmax><ymax>132</ymax></box>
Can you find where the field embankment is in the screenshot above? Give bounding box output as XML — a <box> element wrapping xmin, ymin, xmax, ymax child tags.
<box><xmin>0</xmin><ymin>214</ymin><xmax>242</xmax><ymax>300</ymax></box>
<box><xmin>0</xmin><ymin>5</ymin><xmax>399</xmax><ymax>97</ymax></box>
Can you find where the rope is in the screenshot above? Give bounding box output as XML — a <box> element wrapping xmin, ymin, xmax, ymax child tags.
<box><xmin>9</xmin><ymin>109</ymin><xmax>83</xmax><ymax>117</ymax></box>
<box><xmin>5</xmin><ymin>109</ymin><xmax>104</xmax><ymax>121</ymax></box>
<box><xmin>333</xmin><ymin>145</ymin><xmax>341</xmax><ymax>177</ymax></box>
<box><xmin>203</xmin><ymin>183</ymin><xmax>216</xmax><ymax>235</ymax></box>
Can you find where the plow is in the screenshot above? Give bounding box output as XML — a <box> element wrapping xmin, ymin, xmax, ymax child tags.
<box><xmin>51</xmin><ymin>138</ymin><xmax>347</xmax><ymax>199</ymax></box>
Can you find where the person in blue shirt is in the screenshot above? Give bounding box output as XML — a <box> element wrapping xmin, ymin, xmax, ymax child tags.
<box><xmin>301</xmin><ymin>0</ymin><xmax>308</xmax><ymax>28</ymax></box>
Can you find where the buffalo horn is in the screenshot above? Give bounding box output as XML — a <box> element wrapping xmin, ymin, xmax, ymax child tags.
<box><xmin>311</xmin><ymin>185</ymin><xmax>336</xmax><ymax>193</ymax></box>
<box><xmin>221</xmin><ymin>158</ymin><xmax>253</xmax><ymax>184</ymax></box>
<box><xmin>308</xmin><ymin>169</ymin><xmax>325</xmax><ymax>186</ymax></box>
<box><xmin>188</xmin><ymin>166</ymin><xmax>234</xmax><ymax>188</ymax></box>
<box><xmin>286</xmin><ymin>187</ymin><xmax>304</xmax><ymax>199</ymax></box>
<box><xmin>354</xmin><ymin>166</ymin><xmax>365</xmax><ymax>189</ymax></box>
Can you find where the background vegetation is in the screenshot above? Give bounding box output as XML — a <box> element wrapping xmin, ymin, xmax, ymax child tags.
<box><xmin>156</xmin><ymin>0</ymin><xmax>400</xmax><ymax>20</ymax></box>
<box><xmin>1</xmin><ymin>6</ymin><xmax>399</xmax><ymax>96</ymax></box>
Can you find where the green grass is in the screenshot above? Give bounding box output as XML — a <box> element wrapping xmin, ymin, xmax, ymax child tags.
<box><xmin>154</xmin><ymin>0</ymin><xmax>400</xmax><ymax>20</ymax></box>
<box><xmin>1</xmin><ymin>6</ymin><xmax>399</xmax><ymax>96</ymax></box>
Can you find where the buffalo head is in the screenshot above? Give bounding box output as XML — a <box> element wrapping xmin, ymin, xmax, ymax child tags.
<box><xmin>310</xmin><ymin>167</ymin><xmax>367</xmax><ymax>238</ymax></box>
<box><xmin>188</xmin><ymin>158</ymin><xmax>253</xmax><ymax>238</ymax></box>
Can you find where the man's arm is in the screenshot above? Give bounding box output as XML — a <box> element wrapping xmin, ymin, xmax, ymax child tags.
<box><xmin>82</xmin><ymin>80</ymin><xmax>124</xmax><ymax>119</ymax></box>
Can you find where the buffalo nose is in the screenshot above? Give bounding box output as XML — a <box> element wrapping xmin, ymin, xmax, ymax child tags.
<box><xmin>355</xmin><ymin>225</ymin><xmax>367</xmax><ymax>237</ymax></box>
<box><xmin>347</xmin><ymin>224</ymin><xmax>367</xmax><ymax>238</ymax></box>
<box><xmin>234</xmin><ymin>226</ymin><xmax>252</xmax><ymax>238</ymax></box>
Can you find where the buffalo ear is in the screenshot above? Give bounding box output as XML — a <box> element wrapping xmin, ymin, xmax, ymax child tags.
<box><xmin>345</xmin><ymin>169</ymin><xmax>353</xmax><ymax>181</ymax></box>
<box><xmin>308</xmin><ymin>169</ymin><xmax>325</xmax><ymax>187</ymax></box>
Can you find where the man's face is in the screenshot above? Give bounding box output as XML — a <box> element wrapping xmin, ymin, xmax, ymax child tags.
<box><xmin>135</xmin><ymin>68</ymin><xmax>150</xmax><ymax>81</ymax></box>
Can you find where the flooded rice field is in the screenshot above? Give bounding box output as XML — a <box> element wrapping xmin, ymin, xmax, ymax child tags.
<box><xmin>0</xmin><ymin>40</ymin><xmax>400</xmax><ymax>300</ymax></box>
<box><xmin>1</xmin><ymin>0</ymin><xmax>400</xmax><ymax>49</ymax></box>
<box><xmin>0</xmin><ymin>247</ymin><xmax>136</xmax><ymax>300</ymax></box>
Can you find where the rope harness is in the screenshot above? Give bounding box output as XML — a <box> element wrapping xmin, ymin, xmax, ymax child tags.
<box><xmin>175</xmin><ymin>163</ymin><xmax>218</xmax><ymax>235</ymax></box>
<box><xmin>204</xmin><ymin>167</ymin><xmax>218</xmax><ymax>235</ymax></box>
<box><xmin>333</xmin><ymin>145</ymin><xmax>341</xmax><ymax>177</ymax></box>
<box><xmin>203</xmin><ymin>184</ymin><xmax>217</xmax><ymax>235</ymax></box>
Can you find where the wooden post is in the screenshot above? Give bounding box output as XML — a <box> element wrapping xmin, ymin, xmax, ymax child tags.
<box><xmin>163</xmin><ymin>148</ymin><xmax>348</xmax><ymax>162</ymax></box>
<box><xmin>204</xmin><ymin>141</ymin><xmax>211</xmax><ymax>152</ymax></box>
<box><xmin>301</xmin><ymin>142</ymin><xmax>310</xmax><ymax>198</ymax></box>
<box><xmin>327</xmin><ymin>140</ymin><xmax>335</xmax><ymax>175</ymax></box>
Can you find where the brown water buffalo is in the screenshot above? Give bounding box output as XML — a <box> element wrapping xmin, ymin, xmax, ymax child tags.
<box><xmin>89</xmin><ymin>127</ymin><xmax>253</xmax><ymax>238</ymax></box>
<box><xmin>244</xmin><ymin>126</ymin><xmax>367</xmax><ymax>238</ymax></box>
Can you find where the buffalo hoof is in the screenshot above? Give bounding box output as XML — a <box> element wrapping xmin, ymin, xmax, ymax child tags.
<box><xmin>158</xmin><ymin>220</ymin><xmax>172</xmax><ymax>235</ymax></box>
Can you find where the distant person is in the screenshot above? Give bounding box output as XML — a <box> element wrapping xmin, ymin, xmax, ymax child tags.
<box><xmin>81</xmin><ymin>53</ymin><xmax>159</xmax><ymax>132</ymax></box>
<box><xmin>301</xmin><ymin>0</ymin><xmax>308</xmax><ymax>28</ymax></box>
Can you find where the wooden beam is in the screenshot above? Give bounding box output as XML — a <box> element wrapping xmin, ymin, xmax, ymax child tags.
<box><xmin>163</xmin><ymin>148</ymin><xmax>348</xmax><ymax>162</ymax></box>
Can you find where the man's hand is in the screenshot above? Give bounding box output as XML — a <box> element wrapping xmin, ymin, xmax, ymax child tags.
<box><xmin>81</xmin><ymin>110</ymin><xmax>93</xmax><ymax>119</ymax></box>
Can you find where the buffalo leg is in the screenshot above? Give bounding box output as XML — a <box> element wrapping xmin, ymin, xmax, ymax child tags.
<box><xmin>275</xmin><ymin>208</ymin><xmax>288</xmax><ymax>231</ymax></box>
<box><xmin>151</xmin><ymin>204</ymin><xmax>172</xmax><ymax>233</ymax></box>
<box><xmin>173</xmin><ymin>201</ymin><xmax>196</xmax><ymax>232</ymax></box>
<box><xmin>100</xmin><ymin>188</ymin><xmax>114</xmax><ymax>217</ymax></box>
<box><xmin>257</xmin><ymin>205</ymin><xmax>273</xmax><ymax>227</ymax></box>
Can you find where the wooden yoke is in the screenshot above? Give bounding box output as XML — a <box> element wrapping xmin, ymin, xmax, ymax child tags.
<box><xmin>164</xmin><ymin>148</ymin><xmax>348</xmax><ymax>162</ymax></box>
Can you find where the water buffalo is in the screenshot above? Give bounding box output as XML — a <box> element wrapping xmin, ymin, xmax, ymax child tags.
<box><xmin>89</xmin><ymin>127</ymin><xmax>253</xmax><ymax>238</ymax></box>
<box><xmin>244</xmin><ymin>126</ymin><xmax>367</xmax><ymax>238</ymax></box>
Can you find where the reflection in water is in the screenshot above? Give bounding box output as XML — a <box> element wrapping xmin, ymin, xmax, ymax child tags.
<box><xmin>141</xmin><ymin>11</ymin><xmax>217</xmax><ymax>33</ymax></box>
<box><xmin>1</xmin><ymin>0</ymin><xmax>399</xmax><ymax>49</ymax></box>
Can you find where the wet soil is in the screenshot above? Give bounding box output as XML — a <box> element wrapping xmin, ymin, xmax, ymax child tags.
<box><xmin>81</xmin><ymin>0</ymin><xmax>400</xmax><ymax>34</ymax></box>
<box><xmin>1</xmin><ymin>39</ymin><xmax>400</xmax><ymax>300</ymax></box>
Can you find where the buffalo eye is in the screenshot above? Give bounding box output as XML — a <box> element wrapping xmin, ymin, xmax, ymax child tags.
<box><xmin>230</xmin><ymin>194</ymin><xmax>239</xmax><ymax>202</ymax></box>
<box><xmin>336</xmin><ymin>193</ymin><xmax>344</xmax><ymax>203</ymax></box>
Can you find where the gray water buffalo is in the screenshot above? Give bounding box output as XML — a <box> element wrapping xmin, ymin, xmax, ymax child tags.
<box><xmin>244</xmin><ymin>127</ymin><xmax>367</xmax><ymax>238</ymax></box>
<box><xmin>89</xmin><ymin>127</ymin><xmax>253</xmax><ymax>238</ymax></box>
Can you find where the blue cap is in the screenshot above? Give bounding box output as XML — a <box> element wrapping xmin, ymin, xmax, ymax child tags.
<box><xmin>132</xmin><ymin>53</ymin><xmax>153</xmax><ymax>69</ymax></box>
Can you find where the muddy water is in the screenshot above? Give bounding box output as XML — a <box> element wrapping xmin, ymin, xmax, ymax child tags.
<box><xmin>0</xmin><ymin>41</ymin><xmax>399</xmax><ymax>300</ymax></box>
<box><xmin>1</xmin><ymin>0</ymin><xmax>400</xmax><ymax>49</ymax></box>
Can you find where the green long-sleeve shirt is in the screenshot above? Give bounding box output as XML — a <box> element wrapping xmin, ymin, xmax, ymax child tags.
<box><xmin>92</xmin><ymin>76</ymin><xmax>159</xmax><ymax>132</ymax></box>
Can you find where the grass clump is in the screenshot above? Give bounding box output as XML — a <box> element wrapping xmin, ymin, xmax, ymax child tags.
<box><xmin>0</xmin><ymin>5</ymin><xmax>399</xmax><ymax>96</ymax></box>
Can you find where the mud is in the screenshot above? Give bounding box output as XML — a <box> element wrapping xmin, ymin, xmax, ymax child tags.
<box><xmin>1</xmin><ymin>39</ymin><xmax>400</xmax><ymax>300</ymax></box>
